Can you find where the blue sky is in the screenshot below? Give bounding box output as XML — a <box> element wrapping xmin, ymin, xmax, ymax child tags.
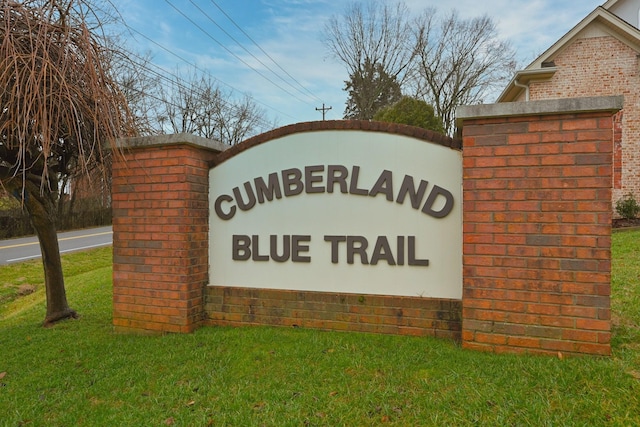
<box><xmin>111</xmin><ymin>0</ymin><xmax>605</xmax><ymax>129</ymax></box>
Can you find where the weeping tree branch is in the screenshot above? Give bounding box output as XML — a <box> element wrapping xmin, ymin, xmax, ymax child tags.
<box><xmin>0</xmin><ymin>0</ymin><xmax>135</xmax><ymax>326</ymax></box>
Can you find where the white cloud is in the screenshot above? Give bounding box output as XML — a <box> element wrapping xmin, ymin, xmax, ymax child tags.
<box><xmin>112</xmin><ymin>0</ymin><xmax>606</xmax><ymax>126</ymax></box>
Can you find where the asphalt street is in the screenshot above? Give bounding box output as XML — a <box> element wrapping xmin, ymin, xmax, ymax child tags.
<box><xmin>0</xmin><ymin>226</ymin><xmax>112</xmax><ymax>265</ymax></box>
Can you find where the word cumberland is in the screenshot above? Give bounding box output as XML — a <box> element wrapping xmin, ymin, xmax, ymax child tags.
<box><xmin>214</xmin><ymin>165</ymin><xmax>454</xmax><ymax>220</ymax></box>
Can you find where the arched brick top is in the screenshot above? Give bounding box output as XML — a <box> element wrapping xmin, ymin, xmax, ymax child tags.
<box><xmin>212</xmin><ymin>120</ymin><xmax>461</xmax><ymax>166</ymax></box>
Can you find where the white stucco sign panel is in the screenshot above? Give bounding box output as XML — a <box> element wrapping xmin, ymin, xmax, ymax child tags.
<box><xmin>209</xmin><ymin>130</ymin><xmax>462</xmax><ymax>299</ymax></box>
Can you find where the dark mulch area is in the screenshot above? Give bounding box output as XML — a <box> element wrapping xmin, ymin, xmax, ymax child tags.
<box><xmin>613</xmin><ymin>218</ymin><xmax>640</xmax><ymax>229</ymax></box>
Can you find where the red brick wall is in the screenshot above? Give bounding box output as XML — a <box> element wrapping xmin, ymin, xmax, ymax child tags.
<box><xmin>461</xmin><ymin>111</ymin><xmax>613</xmax><ymax>356</ymax></box>
<box><xmin>205</xmin><ymin>287</ymin><xmax>461</xmax><ymax>340</ymax></box>
<box><xmin>112</xmin><ymin>140</ymin><xmax>218</xmax><ymax>333</ymax></box>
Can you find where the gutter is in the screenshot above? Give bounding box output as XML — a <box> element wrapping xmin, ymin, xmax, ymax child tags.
<box><xmin>514</xmin><ymin>79</ymin><xmax>530</xmax><ymax>101</ymax></box>
<box><xmin>496</xmin><ymin>67</ymin><xmax>558</xmax><ymax>102</ymax></box>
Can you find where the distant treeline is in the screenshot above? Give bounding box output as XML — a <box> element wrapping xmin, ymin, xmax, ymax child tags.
<box><xmin>0</xmin><ymin>199</ymin><xmax>111</xmax><ymax>239</ymax></box>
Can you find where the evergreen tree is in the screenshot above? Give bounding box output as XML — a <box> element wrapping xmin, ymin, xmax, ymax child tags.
<box><xmin>344</xmin><ymin>60</ymin><xmax>402</xmax><ymax>120</ymax></box>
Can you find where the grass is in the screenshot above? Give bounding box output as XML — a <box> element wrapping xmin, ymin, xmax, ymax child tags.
<box><xmin>0</xmin><ymin>248</ymin><xmax>112</xmax><ymax>309</ymax></box>
<box><xmin>0</xmin><ymin>232</ymin><xmax>639</xmax><ymax>426</ymax></box>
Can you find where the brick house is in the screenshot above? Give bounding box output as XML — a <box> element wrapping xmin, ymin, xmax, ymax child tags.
<box><xmin>498</xmin><ymin>0</ymin><xmax>640</xmax><ymax>208</ymax></box>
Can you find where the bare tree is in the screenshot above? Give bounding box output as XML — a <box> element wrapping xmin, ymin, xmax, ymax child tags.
<box><xmin>324</xmin><ymin>1</ymin><xmax>415</xmax><ymax>118</ymax></box>
<box><xmin>411</xmin><ymin>9</ymin><xmax>517</xmax><ymax>135</ymax></box>
<box><xmin>213</xmin><ymin>94</ymin><xmax>270</xmax><ymax>145</ymax></box>
<box><xmin>0</xmin><ymin>0</ymin><xmax>134</xmax><ymax>325</ymax></box>
<box><xmin>110</xmin><ymin>49</ymin><xmax>161</xmax><ymax>136</ymax></box>
<box><xmin>154</xmin><ymin>70</ymin><xmax>272</xmax><ymax>145</ymax></box>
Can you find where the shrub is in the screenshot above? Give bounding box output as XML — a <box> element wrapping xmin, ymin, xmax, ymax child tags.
<box><xmin>373</xmin><ymin>96</ymin><xmax>444</xmax><ymax>133</ymax></box>
<box><xmin>615</xmin><ymin>193</ymin><xmax>640</xmax><ymax>219</ymax></box>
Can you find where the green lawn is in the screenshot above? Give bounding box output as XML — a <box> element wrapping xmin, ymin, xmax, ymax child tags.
<box><xmin>0</xmin><ymin>231</ymin><xmax>639</xmax><ymax>426</ymax></box>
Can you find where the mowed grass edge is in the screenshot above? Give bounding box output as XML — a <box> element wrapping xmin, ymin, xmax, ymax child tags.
<box><xmin>0</xmin><ymin>233</ymin><xmax>638</xmax><ymax>426</ymax></box>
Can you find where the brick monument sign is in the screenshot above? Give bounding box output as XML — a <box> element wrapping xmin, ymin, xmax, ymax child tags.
<box><xmin>113</xmin><ymin>95</ymin><xmax>621</xmax><ymax>357</ymax></box>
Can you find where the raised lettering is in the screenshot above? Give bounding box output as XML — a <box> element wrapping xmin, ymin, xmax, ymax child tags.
<box><xmin>292</xmin><ymin>235</ymin><xmax>311</xmax><ymax>262</ymax></box>
<box><xmin>422</xmin><ymin>185</ymin><xmax>454</xmax><ymax>218</ymax></box>
<box><xmin>232</xmin><ymin>235</ymin><xmax>251</xmax><ymax>260</ymax></box>
<box><xmin>216</xmin><ymin>167</ymin><xmax>455</xmax><ymax>222</ymax></box>
<box><xmin>327</xmin><ymin>165</ymin><xmax>348</xmax><ymax>193</ymax></box>
<box><xmin>214</xmin><ymin>194</ymin><xmax>236</xmax><ymax>220</ymax></box>
<box><xmin>396</xmin><ymin>236</ymin><xmax>405</xmax><ymax>265</ymax></box>
<box><xmin>324</xmin><ymin>235</ymin><xmax>346</xmax><ymax>263</ymax></box>
<box><xmin>282</xmin><ymin>168</ymin><xmax>303</xmax><ymax>196</ymax></box>
<box><xmin>347</xmin><ymin>236</ymin><xmax>369</xmax><ymax>264</ymax></box>
<box><xmin>305</xmin><ymin>165</ymin><xmax>325</xmax><ymax>193</ymax></box>
<box><xmin>232</xmin><ymin>182</ymin><xmax>256</xmax><ymax>211</ymax></box>
<box><xmin>254</xmin><ymin>173</ymin><xmax>282</xmax><ymax>203</ymax></box>
<box><xmin>349</xmin><ymin>166</ymin><xmax>368</xmax><ymax>196</ymax></box>
<box><xmin>270</xmin><ymin>235</ymin><xmax>290</xmax><ymax>262</ymax></box>
<box><xmin>370</xmin><ymin>236</ymin><xmax>395</xmax><ymax>265</ymax></box>
<box><xmin>369</xmin><ymin>170</ymin><xmax>394</xmax><ymax>201</ymax></box>
<box><xmin>396</xmin><ymin>175</ymin><xmax>428</xmax><ymax>209</ymax></box>
<box><xmin>408</xmin><ymin>236</ymin><xmax>429</xmax><ymax>266</ymax></box>
<box><xmin>252</xmin><ymin>235</ymin><xmax>269</xmax><ymax>261</ymax></box>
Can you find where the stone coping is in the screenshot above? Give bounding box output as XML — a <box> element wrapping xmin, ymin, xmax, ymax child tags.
<box><xmin>212</xmin><ymin>120</ymin><xmax>461</xmax><ymax>166</ymax></box>
<box><xmin>116</xmin><ymin>132</ymin><xmax>229</xmax><ymax>153</ymax></box>
<box><xmin>457</xmin><ymin>96</ymin><xmax>624</xmax><ymax>124</ymax></box>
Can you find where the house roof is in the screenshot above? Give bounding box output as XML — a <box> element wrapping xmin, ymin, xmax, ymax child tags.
<box><xmin>498</xmin><ymin>4</ymin><xmax>640</xmax><ymax>102</ymax></box>
<box><xmin>602</xmin><ymin>0</ymin><xmax>621</xmax><ymax>8</ymax></box>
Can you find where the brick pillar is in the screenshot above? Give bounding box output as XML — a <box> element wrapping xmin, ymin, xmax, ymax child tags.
<box><xmin>457</xmin><ymin>97</ymin><xmax>622</xmax><ymax>356</ymax></box>
<box><xmin>112</xmin><ymin>134</ymin><xmax>225</xmax><ymax>333</ymax></box>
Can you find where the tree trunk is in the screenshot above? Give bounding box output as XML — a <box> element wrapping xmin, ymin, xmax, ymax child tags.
<box><xmin>23</xmin><ymin>181</ymin><xmax>78</xmax><ymax>326</ymax></box>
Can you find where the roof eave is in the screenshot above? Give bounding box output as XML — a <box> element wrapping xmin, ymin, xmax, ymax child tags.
<box><xmin>602</xmin><ymin>0</ymin><xmax>620</xmax><ymax>10</ymax></box>
<box><xmin>497</xmin><ymin>68</ymin><xmax>558</xmax><ymax>103</ymax></box>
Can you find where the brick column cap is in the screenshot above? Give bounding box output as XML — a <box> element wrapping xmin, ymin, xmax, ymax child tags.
<box><xmin>117</xmin><ymin>133</ymin><xmax>230</xmax><ymax>153</ymax></box>
<box><xmin>456</xmin><ymin>95</ymin><xmax>623</xmax><ymax>126</ymax></box>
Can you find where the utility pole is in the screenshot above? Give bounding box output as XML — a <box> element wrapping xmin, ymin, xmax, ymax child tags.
<box><xmin>315</xmin><ymin>103</ymin><xmax>332</xmax><ymax>121</ymax></box>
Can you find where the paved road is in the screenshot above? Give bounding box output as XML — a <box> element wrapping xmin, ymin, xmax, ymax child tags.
<box><xmin>0</xmin><ymin>226</ymin><xmax>112</xmax><ymax>265</ymax></box>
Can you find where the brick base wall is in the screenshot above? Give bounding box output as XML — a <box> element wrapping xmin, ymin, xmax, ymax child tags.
<box><xmin>205</xmin><ymin>287</ymin><xmax>461</xmax><ymax>339</ymax></box>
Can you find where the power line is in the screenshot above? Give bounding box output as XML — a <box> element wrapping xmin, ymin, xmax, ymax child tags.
<box><xmin>92</xmin><ymin>0</ymin><xmax>296</xmax><ymax>122</ymax></box>
<box><xmin>121</xmin><ymin>24</ymin><xmax>296</xmax><ymax>121</ymax></box>
<box><xmin>164</xmin><ymin>0</ymin><xmax>311</xmax><ymax>106</ymax></box>
<box><xmin>114</xmin><ymin>50</ymin><xmax>277</xmax><ymax>132</ymax></box>
<box><xmin>188</xmin><ymin>0</ymin><xmax>319</xmax><ymax>104</ymax></box>
<box><xmin>118</xmin><ymin>63</ymin><xmax>273</xmax><ymax>140</ymax></box>
<box><xmin>96</xmin><ymin>0</ymin><xmax>331</xmax><ymax>123</ymax></box>
<box><xmin>209</xmin><ymin>0</ymin><xmax>324</xmax><ymax>104</ymax></box>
